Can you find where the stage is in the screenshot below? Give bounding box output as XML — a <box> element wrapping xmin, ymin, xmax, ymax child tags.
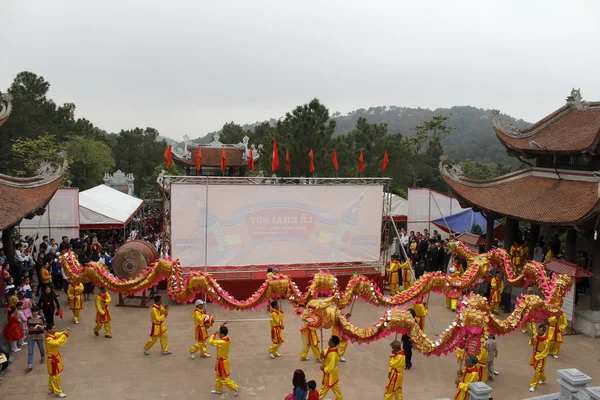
<box><xmin>175</xmin><ymin>262</ymin><xmax>384</xmax><ymax>300</ymax></box>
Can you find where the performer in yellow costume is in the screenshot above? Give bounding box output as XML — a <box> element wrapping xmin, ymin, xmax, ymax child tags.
<box><xmin>67</xmin><ymin>281</ymin><xmax>84</xmax><ymax>324</ymax></box>
<box><xmin>189</xmin><ymin>299</ymin><xmax>213</xmax><ymax>359</ymax></box>
<box><xmin>268</xmin><ymin>300</ymin><xmax>284</xmax><ymax>358</ymax></box>
<box><xmin>319</xmin><ymin>336</ymin><xmax>343</xmax><ymax>400</ymax></box>
<box><xmin>544</xmin><ymin>249</ymin><xmax>554</xmax><ymax>263</ymax></box>
<box><xmin>387</xmin><ymin>254</ymin><xmax>401</xmax><ymax>295</ymax></box>
<box><xmin>445</xmin><ymin>267</ymin><xmax>461</xmax><ymax>311</ymax></box>
<box><xmin>453</xmin><ymin>355</ymin><xmax>479</xmax><ymax>400</ymax></box>
<box><xmin>331</xmin><ymin>312</ymin><xmax>350</xmax><ymax>362</ymax></box>
<box><xmin>521</xmin><ymin>288</ymin><xmax>538</xmax><ymax>335</ymax></box>
<box><xmin>143</xmin><ymin>295</ymin><xmax>171</xmax><ymax>356</ymax></box>
<box><xmin>208</xmin><ymin>324</ymin><xmax>239</xmax><ymax>396</ymax></box>
<box><xmin>488</xmin><ymin>273</ymin><xmax>504</xmax><ymax>314</ymax></box>
<box><xmin>547</xmin><ymin>311</ymin><xmax>568</xmax><ymax>359</ymax></box>
<box><xmin>93</xmin><ymin>286</ymin><xmax>112</xmax><ymax>338</ymax></box>
<box><xmin>475</xmin><ymin>346</ymin><xmax>489</xmax><ymax>384</ymax></box>
<box><xmin>413</xmin><ymin>299</ymin><xmax>428</xmax><ymax>331</ymax></box>
<box><xmin>401</xmin><ymin>260</ymin><xmax>412</xmax><ymax>291</ymax></box>
<box><xmin>46</xmin><ymin>324</ymin><xmax>70</xmax><ymax>398</ymax></box>
<box><xmin>300</xmin><ymin>323</ymin><xmax>322</xmax><ymax>362</ymax></box>
<box><xmin>384</xmin><ymin>340</ymin><xmax>405</xmax><ymax>400</ymax></box>
<box><xmin>510</xmin><ymin>241</ymin><xmax>524</xmax><ymax>271</ymax></box>
<box><xmin>529</xmin><ymin>324</ymin><xmax>549</xmax><ymax>392</ymax></box>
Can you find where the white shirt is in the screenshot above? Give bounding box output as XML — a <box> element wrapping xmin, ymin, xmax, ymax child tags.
<box><xmin>533</xmin><ymin>246</ymin><xmax>544</xmax><ymax>262</ymax></box>
<box><xmin>15</xmin><ymin>249</ymin><xmax>29</xmax><ymax>262</ymax></box>
<box><xmin>399</xmin><ymin>233</ymin><xmax>409</xmax><ymax>246</ymax></box>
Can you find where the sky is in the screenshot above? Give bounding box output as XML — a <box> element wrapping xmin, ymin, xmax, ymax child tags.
<box><xmin>2</xmin><ymin>0</ymin><xmax>599</xmax><ymax>140</ymax></box>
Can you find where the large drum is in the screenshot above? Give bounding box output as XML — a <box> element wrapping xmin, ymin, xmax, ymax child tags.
<box><xmin>112</xmin><ymin>240</ymin><xmax>159</xmax><ymax>280</ymax></box>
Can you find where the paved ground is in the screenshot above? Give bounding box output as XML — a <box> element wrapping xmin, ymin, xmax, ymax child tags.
<box><xmin>1</xmin><ymin>289</ymin><xmax>599</xmax><ymax>400</ymax></box>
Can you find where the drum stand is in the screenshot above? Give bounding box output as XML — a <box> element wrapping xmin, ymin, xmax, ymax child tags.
<box><xmin>116</xmin><ymin>287</ymin><xmax>156</xmax><ymax>308</ymax></box>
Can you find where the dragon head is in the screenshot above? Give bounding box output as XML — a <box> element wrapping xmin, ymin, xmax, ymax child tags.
<box><xmin>300</xmin><ymin>296</ymin><xmax>338</xmax><ymax>329</ymax></box>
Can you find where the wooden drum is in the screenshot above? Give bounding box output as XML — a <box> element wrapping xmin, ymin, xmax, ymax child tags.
<box><xmin>112</xmin><ymin>240</ymin><xmax>159</xmax><ymax>280</ymax></box>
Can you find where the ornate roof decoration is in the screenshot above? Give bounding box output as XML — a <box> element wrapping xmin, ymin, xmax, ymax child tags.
<box><xmin>0</xmin><ymin>156</ymin><xmax>68</xmax><ymax>231</ymax></box>
<box><xmin>171</xmin><ymin>134</ymin><xmax>260</xmax><ymax>167</ymax></box>
<box><xmin>0</xmin><ymin>91</ymin><xmax>13</xmax><ymax>128</ymax></box>
<box><xmin>440</xmin><ymin>158</ymin><xmax>600</xmax><ymax>226</ymax></box>
<box><xmin>493</xmin><ymin>89</ymin><xmax>600</xmax><ymax>154</ymax></box>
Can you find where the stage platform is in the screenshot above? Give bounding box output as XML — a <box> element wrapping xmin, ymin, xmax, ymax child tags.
<box><xmin>174</xmin><ymin>262</ymin><xmax>384</xmax><ymax>300</ymax></box>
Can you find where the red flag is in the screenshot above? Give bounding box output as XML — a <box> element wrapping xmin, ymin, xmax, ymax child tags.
<box><xmin>195</xmin><ymin>147</ymin><xmax>202</xmax><ymax>171</ymax></box>
<box><xmin>272</xmin><ymin>137</ymin><xmax>280</xmax><ymax>172</ymax></box>
<box><xmin>331</xmin><ymin>149</ymin><xmax>339</xmax><ymax>171</ymax></box>
<box><xmin>220</xmin><ymin>148</ymin><xmax>226</xmax><ymax>171</ymax></box>
<box><xmin>164</xmin><ymin>145</ymin><xmax>172</xmax><ymax>168</ymax></box>
<box><xmin>248</xmin><ymin>147</ymin><xmax>255</xmax><ymax>171</ymax></box>
<box><xmin>308</xmin><ymin>149</ymin><xmax>315</xmax><ymax>173</ymax></box>
<box><xmin>382</xmin><ymin>149</ymin><xmax>389</xmax><ymax>171</ymax></box>
<box><xmin>358</xmin><ymin>150</ymin><xmax>365</xmax><ymax>173</ymax></box>
<box><xmin>285</xmin><ymin>149</ymin><xmax>290</xmax><ymax>172</ymax></box>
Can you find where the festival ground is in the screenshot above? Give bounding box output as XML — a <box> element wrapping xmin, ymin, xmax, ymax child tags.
<box><xmin>2</xmin><ymin>292</ymin><xmax>599</xmax><ymax>400</ymax></box>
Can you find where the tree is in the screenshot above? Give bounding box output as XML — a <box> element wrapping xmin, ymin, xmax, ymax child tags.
<box><xmin>458</xmin><ymin>159</ymin><xmax>512</xmax><ymax>180</ymax></box>
<box><xmin>66</xmin><ymin>137</ymin><xmax>115</xmax><ymax>190</ymax></box>
<box><xmin>219</xmin><ymin>122</ymin><xmax>247</xmax><ymax>144</ymax></box>
<box><xmin>142</xmin><ymin>163</ymin><xmax>183</xmax><ymax>199</ymax></box>
<box><xmin>11</xmin><ymin>134</ymin><xmax>63</xmax><ymax>176</ymax></box>
<box><xmin>471</xmin><ymin>224</ymin><xmax>483</xmax><ymax>235</ymax></box>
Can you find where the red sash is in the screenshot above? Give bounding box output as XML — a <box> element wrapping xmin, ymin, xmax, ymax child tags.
<box><xmin>385</xmin><ymin>351</ymin><xmax>404</xmax><ymax>391</ymax></box>
<box><xmin>271</xmin><ymin>326</ymin><xmax>284</xmax><ymax>343</ymax></box>
<box><xmin>50</xmin><ymin>354</ymin><xmax>62</xmax><ymax>375</ymax></box>
<box><xmin>416</xmin><ymin>316</ymin><xmax>424</xmax><ymax>330</ymax></box>
<box><xmin>322</xmin><ymin>348</ymin><xmax>339</xmax><ymax>388</ymax></box>
<box><xmin>216</xmin><ymin>357</ymin><xmax>228</xmax><ymax>377</ymax></box>
<box><xmin>196</xmin><ymin>325</ymin><xmax>208</xmax><ymax>342</ymax></box>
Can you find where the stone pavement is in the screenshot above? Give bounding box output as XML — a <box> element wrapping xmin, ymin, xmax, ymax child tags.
<box><xmin>1</xmin><ymin>291</ymin><xmax>599</xmax><ymax>400</ymax></box>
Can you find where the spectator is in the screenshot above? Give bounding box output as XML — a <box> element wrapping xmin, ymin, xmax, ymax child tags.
<box><xmin>25</xmin><ymin>305</ymin><xmax>46</xmax><ymax>372</ymax></box>
<box><xmin>291</xmin><ymin>369</ymin><xmax>308</xmax><ymax>400</ymax></box>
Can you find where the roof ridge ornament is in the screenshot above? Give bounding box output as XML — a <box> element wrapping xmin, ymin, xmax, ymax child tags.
<box><xmin>0</xmin><ymin>91</ymin><xmax>13</xmax><ymax>124</ymax></box>
<box><xmin>491</xmin><ymin>109</ymin><xmax>525</xmax><ymax>138</ymax></box>
<box><xmin>439</xmin><ymin>156</ymin><xmax>465</xmax><ymax>182</ymax></box>
<box><xmin>566</xmin><ymin>88</ymin><xmax>588</xmax><ymax>110</ymax></box>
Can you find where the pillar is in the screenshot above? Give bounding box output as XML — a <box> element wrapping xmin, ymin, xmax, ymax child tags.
<box><xmin>530</xmin><ymin>223</ymin><xmax>540</xmax><ymax>260</ymax></box>
<box><xmin>468</xmin><ymin>382</ymin><xmax>493</xmax><ymax>400</ymax></box>
<box><xmin>591</xmin><ymin>239</ymin><xmax>600</xmax><ymax>311</ymax></box>
<box><xmin>587</xmin><ymin>387</ymin><xmax>600</xmax><ymax>400</ymax></box>
<box><xmin>504</xmin><ymin>218</ymin><xmax>519</xmax><ymax>251</ymax></box>
<box><xmin>485</xmin><ymin>212</ymin><xmax>494</xmax><ymax>251</ymax></box>
<box><xmin>557</xmin><ymin>369</ymin><xmax>592</xmax><ymax>400</ymax></box>
<box><xmin>565</xmin><ymin>229</ymin><xmax>577</xmax><ymax>263</ymax></box>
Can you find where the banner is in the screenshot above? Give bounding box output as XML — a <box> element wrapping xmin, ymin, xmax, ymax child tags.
<box><xmin>561</xmin><ymin>282</ymin><xmax>575</xmax><ymax>322</ymax></box>
<box><xmin>19</xmin><ymin>188</ymin><xmax>80</xmax><ymax>240</ymax></box>
<box><xmin>171</xmin><ymin>183</ymin><xmax>383</xmax><ymax>267</ymax></box>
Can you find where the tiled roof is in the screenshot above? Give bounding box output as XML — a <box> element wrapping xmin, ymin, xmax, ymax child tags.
<box><xmin>442</xmin><ymin>167</ymin><xmax>600</xmax><ymax>226</ymax></box>
<box><xmin>492</xmin><ymin>98</ymin><xmax>600</xmax><ymax>154</ymax></box>
<box><xmin>455</xmin><ymin>232</ymin><xmax>487</xmax><ymax>247</ymax></box>
<box><xmin>0</xmin><ymin>175</ymin><xmax>64</xmax><ymax>231</ymax></box>
<box><xmin>545</xmin><ymin>258</ymin><xmax>593</xmax><ymax>278</ymax></box>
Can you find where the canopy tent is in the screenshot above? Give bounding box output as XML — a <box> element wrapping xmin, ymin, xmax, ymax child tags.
<box><xmin>383</xmin><ymin>193</ymin><xmax>408</xmax><ymax>221</ymax></box>
<box><xmin>79</xmin><ymin>185</ymin><xmax>143</xmax><ymax>229</ymax></box>
<box><xmin>431</xmin><ymin>208</ymin><xmax>504</xmax><ymax>238</ymax></box>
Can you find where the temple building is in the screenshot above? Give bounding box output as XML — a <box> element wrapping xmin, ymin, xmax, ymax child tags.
<box><xmin>0</xmin><ymin>92</ymin><xmax>66</xmax><ymax>282</ymax></box>
<box><xmin>441</xmin><ymin>89</ymin><xmax>600</xmax><ymax>334</ymax></box>
<box><xmin>103</xmin><ymin>170</ymin><xmax>135</xmax><ymax>195</ymax></box>
<box><xmin>170</xmin><ymin>132</ymin><xmax>260</xmax><ymax>176</ymax></box>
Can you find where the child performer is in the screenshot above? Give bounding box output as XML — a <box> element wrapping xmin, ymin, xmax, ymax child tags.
<box><xmin>528</xmin><ymin>324</ymin><xmax>549</xmax><ymax>392</ymax></box>
<box><xmin>453</xmin><ymin>355</ymin><xmax>479</xmax><ymax>400</ymax></box>
<box><xmin>387</xmin><ymin>254</ymin><xmax>401</xmax><ymax>295</ymax></box>
<box><xmin>384</xmin><ymin>339</ymin><xmax>405</xmax><ymax>400</ymax></box>
<box><xmin>67</xmin><ymin>280</ymin><xmax>84</xmax><ymax>324</ymax></box>
<box><xmin>488</xmin><ymin>272</ymin><xmax>504</xmax><ymax>314</ymax></box>
<box><xmin>413</xmin><ymin>298</ymin><xmax>428</xmax><ymax>331</ymax></box>
<box><xmin>189</xmin><ymin>299</ymin><xmax>213</xmax><ymax>359</ymax></box>
<box><xmin>300</xmin><ymin>323</ymin><xmax>321</xmax><ymax>362</ymax></box>
<box><xmin>143</xmin><ymin>295</ymin><xmax>171</xmax><ymax>356</ymax></box>
<box><xmin>46</xmin><ymin>324</ymin><xmax>70</xmax><ymax>398</ymax></box>
<box><xmin>319</xmin><ymin>336</ymin><xmax>343</xmax><ymax>400</ymax></box>
<box><xmin>93</xmin><ymin>286</ymin><xmax>112</xmax><ymax>338</ymax></box>
<box><xmin>445</xmin><ymin>267</ymin><xmax>461</xmax><ymax>311</ymax></box>
<box><xmin>331</xmin><ymin>312</ymin><xmax>350</xmax><ymax>362</ymax></box>
<box><xmin>476</xmin><ymin>344</ymin><xmax>489</xmax><ymax>383</ymax></box>
<box><xmin>208</xmin><ymin>324</ymin><xmax>239</xmax><ymax>396</ymax></box>
<box><xmin>268</xmin><ymin>300</ymin><xmax>284</xmax><ymax>359</ymax></box>
<box><xmin>401</xmin><ymin>260</ymin><xmax>412</xmax><ymax>291</ymax></box>
<box><xmin>547</xmin><ymin>311</ymin><xmax>568</xmax><ymax>359</ymax></box>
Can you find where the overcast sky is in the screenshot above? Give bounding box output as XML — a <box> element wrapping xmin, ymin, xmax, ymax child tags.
<box><xmin>2</xmin><ymin>1</ymin><xmax>599</xmax><ymax>140</ymax></box>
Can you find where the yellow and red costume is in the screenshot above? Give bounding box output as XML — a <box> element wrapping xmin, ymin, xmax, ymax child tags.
<box><xmin>300</xmin><ymin>326</ymin><xmax>321</xmax><ymax>360</ymax></box>
<box><xmin>387</xmin><ymin>260</ymin><xmax>401</xmax><ymax>295</ymax></box>
<box><xmin>413</xmin><ymin>300</ymin><xmax>428</xmax><ymax>331</ymax></box>
<box><xmin>453</xmin><ymin>365</ymin><xmax>479</xmax><ymax>400</ymax></box>
<box><xmin>67</xmin><ymin>282</ymin><xmax>84</xmax><ymax>323</ymax></box>
<box><xmin>189</xmin><ymin>308</ymin><xmax>213</xmax><ymax>357</ymax></box>
<box><xmin>476</xmin><ymin>347</ymin><xmax>489</xmax><ymax>384</ymax></box>
<box><xmin>93</xmin><ymin>291</ymin><xmax>112</xmax><ymax>337</ymax></box>
<box><xmin>489</xmin><ymin>276</ymin><xmax>504</xmax><ymax>314</ymax></box>
<box><xmin>319</xmin><ymin>347</ymin><xmax>343</xmax><ymax>400</ymax></box>
<box><xmin>46</xmin><ymin>330</ymin><xmax>69</xmax><ymax>395</ymax></box>
<box><xmin>445</xmin><ymin>272</ymin><xmax>461</xmax><ymax>310</ymax></box>
<box><xmin>144</xmin><ymin>304</ymin><xmax>168</xmax><ymax>353</ymax></box>
<box><xmin>510</xmin><ymin>244</ymin><xmax>524</xmax><ymax>270</ymax></box>
<box><xmin>548</xmin><ymin>312</ymin><xmax>568</xmax><ymax>357</ymax></box>
<box><xmin>401</xmin><ymin>260</ymin><xmax>412</xmax><ymax>291</ymax></box>
<box><xmin>209</xmin><ymin>333</ymin><xmax>239</xmax><ymax>393</ymax></box>
<box><xmin>384</xmin><ymin>350</ymin><xmax>405</xmax><ymax>400</ymax></box>
<box><xmin>268</xmin><ymin>309</ymin><xmax>284</xmax><ymax>357</ymax></box>
<box><xmin>544</xmin><ymin>249</ymin><xmax>554</xmax><ymax>263</ymax></box>
<box><xmin>529</xmin><ymin>333</ymin><xmax>549</xmax><ymax>389</ymax></box>
<box><xmin>331</xmin><ymin>326</ymin><xmax>348</xmax><ymax>358</ymax></box>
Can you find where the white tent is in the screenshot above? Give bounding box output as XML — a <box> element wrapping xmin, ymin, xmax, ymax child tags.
<box><xmin>383</xmin><ymin>192</ymin><xmax>408</xmax><ymax>221</ymax></box>
<box><xmin>79</xmin><ymin>185</ymin><xmax>143</xmax><ymax>229</ymax></box>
